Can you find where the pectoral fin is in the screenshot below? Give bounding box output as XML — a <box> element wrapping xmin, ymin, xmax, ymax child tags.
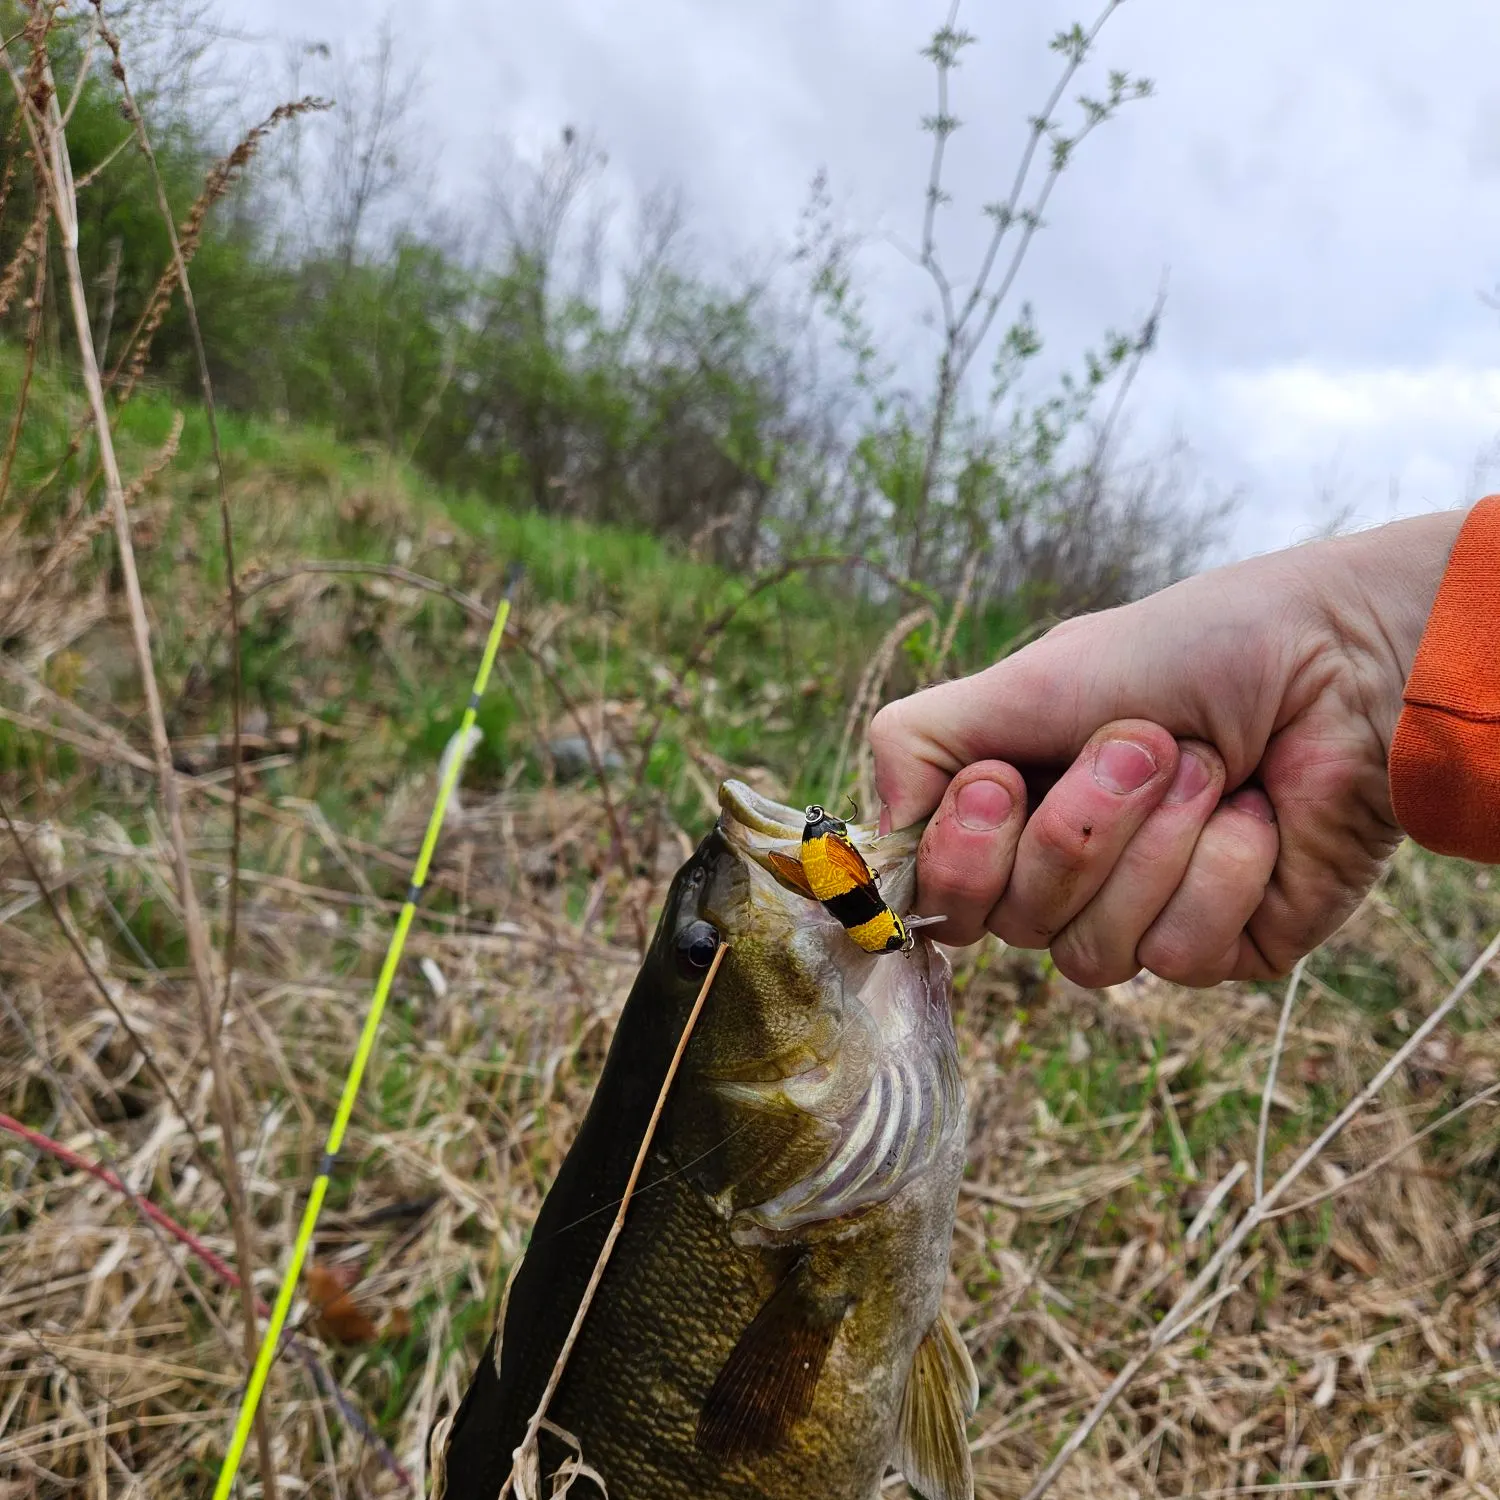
<box><xmin>894</xmin><ymin>1309</ymin><xmax>977</xmax><ymax>1500</ymax></box>
<box><xmin>696</xmin><ymin>1263</ymin><xmax>849</xmax><ymax>1458</ymax></box>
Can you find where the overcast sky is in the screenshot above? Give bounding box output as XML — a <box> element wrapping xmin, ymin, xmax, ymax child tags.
<box><xmin>212</xmin><ymin>0</ymin><xmax>1500</xmax><ymax>559</ymax></box>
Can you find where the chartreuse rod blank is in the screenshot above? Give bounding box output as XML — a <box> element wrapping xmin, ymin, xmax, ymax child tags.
<box><xmin>213</xmin><ymin>580</ymin><xmax>516</xmax><ymax>1499</ymax></box>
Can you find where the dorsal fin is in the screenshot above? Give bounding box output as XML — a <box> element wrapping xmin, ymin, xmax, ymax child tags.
<box><xmin>696</xmin><ymin>1263</ymin><xmax>849</xmax><ymax>1459</ymax></box>
<box><xmin>894</xmin><ymin>1309</ymin><xmax>977</xmax><ymax>1500</ymax></box>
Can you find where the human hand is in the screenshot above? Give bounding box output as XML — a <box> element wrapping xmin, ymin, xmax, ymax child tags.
<box><xmin>870</xmin><ymin>510</ymin><xmax>1466</xmax><ymax>985</ymax></box>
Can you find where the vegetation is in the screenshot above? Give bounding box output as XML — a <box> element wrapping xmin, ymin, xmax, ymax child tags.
<box><xmin>0</xmin><ymin>0</ymin><xmax>1228</xmax><ymax>610</ymax></box>
<box><xmin>1</xmin><ymin>4</ymin><xmax>1497</xmax><ymax>1499</ymax></box>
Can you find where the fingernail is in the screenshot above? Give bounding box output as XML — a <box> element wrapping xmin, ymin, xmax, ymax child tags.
<box><xmin>1230</xmin><ymin>787</ymin><xmax>1276</xmax><ymax>823</ymax></box>
<box><xmin>955</xmin><ymin>778</ymin><xmax>1013</xmax><ymax>830</ymax></box>
<box><xmin>878</xmin><ymin>803</ymin><xmax>892</xmax><ymax>836</ymax></box>
<box><xmin>1093</xmin><ymin>739</ymin><xmax>1157</xmax><ymax>795</ymax></box>
<box><xmin>1164</xmin><ymin>749</ymin><xmax>1212</xmax><ymax>805</ymax></box>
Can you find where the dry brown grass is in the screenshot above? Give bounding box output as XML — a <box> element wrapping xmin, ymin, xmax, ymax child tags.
<box><xmin>1</xmin><ymin>447</ymin><xmax>1498</xmax><ymax>1495</ymax></box>
<box><xmin>4</xmin><ymin>703</ymin><xmax>1500</xmax><ymax>1496</ymax></box>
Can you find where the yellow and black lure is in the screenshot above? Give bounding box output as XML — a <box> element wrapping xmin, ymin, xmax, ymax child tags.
<box><xmin>768</xmin><ymin>804</ymin><xmax>912</xmax><ymax>954</ymax></box>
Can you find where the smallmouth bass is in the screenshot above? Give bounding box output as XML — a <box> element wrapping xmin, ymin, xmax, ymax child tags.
<box><xmin>435</xmin><ymin>780</ymin><xmax>974</xmax><ymax>1500</ymax></box>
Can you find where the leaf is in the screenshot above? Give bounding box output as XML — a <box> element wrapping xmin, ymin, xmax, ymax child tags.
<box><xmin>306</xmin><ymin>1260</ymin><xmax>379</xmax><ymax>1345</ymax></box>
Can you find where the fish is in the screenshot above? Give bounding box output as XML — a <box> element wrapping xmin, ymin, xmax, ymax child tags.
<box><xmin>434</xmin><ymin>779</ymin><xmax>975</xmax><ymax>1500</ymax></box>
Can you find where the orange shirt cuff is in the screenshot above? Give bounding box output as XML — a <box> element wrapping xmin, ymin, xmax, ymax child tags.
<box><xmin>1388</xmin><ymin>495</ymin><xmax>1500</xmax><ymax>862</ymax></box>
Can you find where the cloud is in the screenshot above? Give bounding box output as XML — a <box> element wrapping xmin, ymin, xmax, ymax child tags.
<box><xmin>1219</xmin><ymin>363</ymin><xmax>1500</xmax><ymax>463</ymax></box>
<box><xmin>1146</xmin><ymin>361</ymin><xmax>1500</xmax><ymax>554</ymax></box>
<box><xmin>212</xmin><ymin>0</ymin><xmax>1500</xmax><ymax>558</ymax></box>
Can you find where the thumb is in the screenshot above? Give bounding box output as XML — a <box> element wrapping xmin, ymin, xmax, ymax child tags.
<box><xmin>870</xmin><ymin>615</ymin><xmax>1142</xmax><ymax>828</ymax></box>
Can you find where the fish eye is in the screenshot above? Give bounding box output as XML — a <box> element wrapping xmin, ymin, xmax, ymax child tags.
<box><xmin>676</xmin><ymin>919</ymin><xmax>720</xmax><ymax>973</ymax></box>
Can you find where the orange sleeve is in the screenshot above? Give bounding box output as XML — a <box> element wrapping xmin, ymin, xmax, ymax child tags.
<box><xmin>1388</xmin><ymin>495</ymin><xmax>1500</xmax><ymax>862</ymax></box>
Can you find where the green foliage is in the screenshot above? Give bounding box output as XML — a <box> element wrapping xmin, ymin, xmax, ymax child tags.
<box><xmin>1</xmin><ymin>2</ymin><xmax>1227</xmax><ymax>638</ymax></box>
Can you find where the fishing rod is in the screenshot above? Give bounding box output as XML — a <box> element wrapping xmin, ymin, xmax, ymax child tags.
<box><xmin>213</xmin><ymin>571</ymin><xmax>518</xmax><ymax>1500</ymax></box>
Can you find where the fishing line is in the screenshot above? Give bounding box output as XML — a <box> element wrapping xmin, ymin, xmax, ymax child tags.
<box><xmin>540</xmin><ymin>1119</ymin><xmax>756</xmax><ymax>1242</ymax></box>
<box><xmin>212</xmin><ymin>577</ymin><xmax>516</xmax><ymax>1500</ymax></box>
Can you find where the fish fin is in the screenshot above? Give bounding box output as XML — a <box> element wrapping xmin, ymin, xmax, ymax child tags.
<box><xmin>766</xmin><ymin>849</ymin><xmax>817</xmax><ymax>899</ymax></box>
<box><xmin>696</xmin><ymin>1268</ymin><xmax>847</xmax><ymax>1458</ymax></box>
<box><xmin>894</xmin><ymin>1311</ymin><xmax>977</xmax><ymax>1500</ymax></box>
<box><xmin>935</xmin><ymin>1306</ymin><xmax>979</xmax><ymax>1417</ymax></box>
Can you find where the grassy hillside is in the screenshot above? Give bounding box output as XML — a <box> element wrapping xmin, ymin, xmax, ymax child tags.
<box><xmin>3</xmin><ymin>361</ymin><xmax>1500</xmax><ymax>1497</ymax></box>
<box><xmin>0</xmin><ymin>347</ymin><xmax>955</xmax><ymax>845</ymax></box>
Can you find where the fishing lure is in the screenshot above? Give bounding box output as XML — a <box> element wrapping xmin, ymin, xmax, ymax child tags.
<box><xmin>769</xmin><ymin>804</ymin><xmax>912</xmax><ymax>954</ymax></box>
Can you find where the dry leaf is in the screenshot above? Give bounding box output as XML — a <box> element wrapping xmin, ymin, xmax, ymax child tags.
<box><xmin>306</xmin><ymin>1261</ymin><xmax>379</xmax><ymax>1345</ymax></box>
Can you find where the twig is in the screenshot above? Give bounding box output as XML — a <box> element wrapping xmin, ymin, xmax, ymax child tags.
<box><xmin>1</xmin><ymin>37</ymin><xmax>278</xmax><ymax>1495</ymax></box>
<box><xmin>1266</xmin><ymin>1078</ymin><xmax>1500</xmax><ymax>1221</ymax></box>
<box><xmin>238</xmin><ymin>559</ymin><xmax>488</xmax><ymax>619</ymax></box>
<box><xmin>918</xmin><ymin>0</ymin><xmax>963</xmax><ymax>328</ymax></box>
<box><xmin>91</xmin><ymin>0</ymin><xmax>250</xmax><ymax>1070</ymax></box>
<box><xmin>0</xmin><ymin>216</ymin><xmax>45</xmax><ymax>512</ymax></box>
<box><xmin>497</xmin><ymin>942</ymin><xmax>727</xmax><ymax>1498</ymax></box>
<box><xmin>0</xmin><ymin>794</ymin><xmax>220</xmax><ymax>1190</ymax></box>
<box><xmin>219</xmin><ymin>560</ymin><xmax>647</xmax><ymax>949</ymax></box>
<box><xmin>630</xmin><ymin>552</ymin><xmax>931</xmax><ymax>808</ymax></box>
<box><xmin>1018</xmin><ymin>924</ymin><xmax>1500</xmax><ymax>1500</ymax></box>
<box><xmin>0</xmin><ymin>1108</ymin><xmax>241</xmax><ymax>1284</ymax></box>
<box><xmin>212</xmin><ymin>587</ymin><xmax>515</xmax><ymax>1500</ymax></box>
<box><xmin>514</xmin><ymin>632</ymin><xmax>644</xmax><ymax>951</ymax></box>
<box><xmin>931</xmin><ymin>543</ymin><xmax>982</xmax><ymax>681</ymax></box>
<box><xmin>959</xmin><ymin>0</ymin><xmax>1128</xmax><ymax>361</ymax></box>
<box><xmin>1256</xmin><ymin>955</ymin><xmax>1307</xmax><ymax>1203</ymax></box>
<box><xmin>828</xmin><ymin>605</ymin><xmax>934</xmax><ymax>807</ymax></box>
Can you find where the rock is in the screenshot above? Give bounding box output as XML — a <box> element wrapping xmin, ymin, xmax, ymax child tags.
<box><xmin>546</xmin><ymin>735</ymin><xmax>625</xmax><ymax>781</ymax></box>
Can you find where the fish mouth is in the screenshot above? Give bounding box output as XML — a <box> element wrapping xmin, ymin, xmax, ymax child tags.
<box><xmin>709</xmin><ymin>780</ymin><xmax>959</xmax><ymax>1240</ymax></box>
<box><xmin>717</xmin><ymin>778</ymin><xmax>925</xmax><ymax>919</ymax></box>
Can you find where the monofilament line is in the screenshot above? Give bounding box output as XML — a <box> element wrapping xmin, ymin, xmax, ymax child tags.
<box><xmin>212</xmin><ymin>584</ymin><xmax>515</xmax><ymax>1500</ymax></box>
<box><xmin>498</xmin><ymin>941</ymin><xmax>729</xmax><ymax>1500</ymax></box>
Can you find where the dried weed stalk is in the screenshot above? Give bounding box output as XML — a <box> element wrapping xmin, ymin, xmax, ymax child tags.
<box><xmin>0</xmin><ymin>18</ymin><xmax>284</xmax><ymax>1493</ymax></box>
<box><xmin>498</xmin><ymin>942</ymin><xmax>727</xmax><ymax>1498</ymax></box>
<box><xmin>1020</xmin><ymin>927</ymin><xmax>1500</xmax><ymax>1500</ymax></box>
<box><xmin>108</xmin><ymin>91</ymin><xmax>330</xmax><ymax>403</ymax></box>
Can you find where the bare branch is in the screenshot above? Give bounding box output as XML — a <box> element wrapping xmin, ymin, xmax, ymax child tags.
<box><xmin>1255</xmin><ymin>954</ymin><xmax>1307</xmax><ymax>1203</ymax></box>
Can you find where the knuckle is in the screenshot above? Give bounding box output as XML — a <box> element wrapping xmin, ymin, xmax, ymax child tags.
<box><xmin>1051</xmin><ymin>928</ymin><xmax>1132</xmax><ymax>989</ymax></box>
<box><xmin>1136</xmin><ymin>928</ymin><xmax>1206</xmax><ymax>986</ymax></box>
<box><xmin>1027</xmin><ymin>806</ymin><xmax>1095</xmax><ymax>877</ymax></box>
<box><xmin>988</xmin><ymin>904</ymin><xmax>1051</xmax><ymax>950</ymax></box>
<box><xmin>921</xmin><ymin>854</ymin><xmax>996</xmax><ymax>908</ymax></box>
<box><xmin>868</xmin><ymin>696</ymin><xmax>921</xmax><ymax>759</ymax></box>
<box><xmin>867</xmin><ymin>701</ymin><xmax>902</xmax><ymax>754</ymax></box>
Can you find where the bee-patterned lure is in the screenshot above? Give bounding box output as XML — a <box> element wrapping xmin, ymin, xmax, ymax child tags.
<box><xmin>767</xmin><ymin>804</ymin><xmax>912</xmax><ymax>954</ymax></box>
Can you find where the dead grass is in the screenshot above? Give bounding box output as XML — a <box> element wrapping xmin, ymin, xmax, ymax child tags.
<box><xmin>1</xmin><ymin>445</ymin><xmax>1498</xmax><ymax>1495</ymax></box>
